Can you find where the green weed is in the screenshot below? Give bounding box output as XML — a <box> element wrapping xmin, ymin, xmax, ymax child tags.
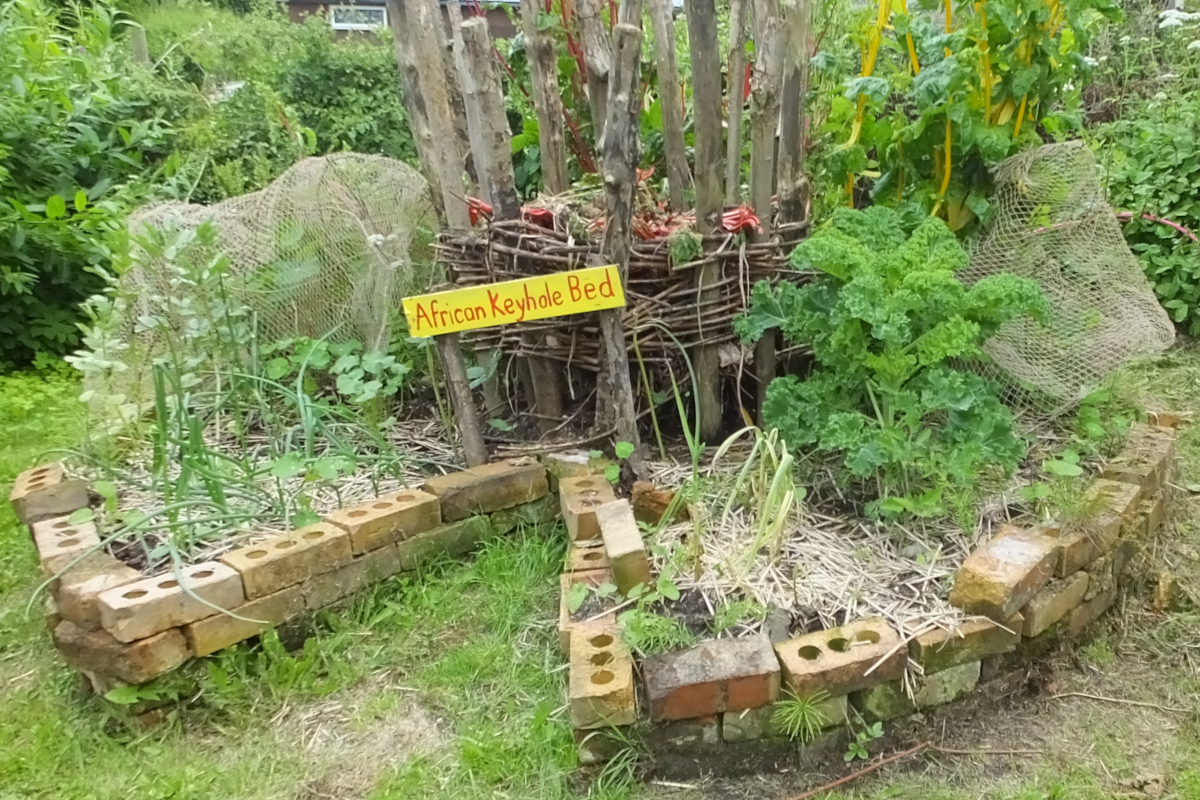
<box><xmin>772</xmin><ymin>689</ymin><xmax>832</xmax><ymax>744</ymax></box>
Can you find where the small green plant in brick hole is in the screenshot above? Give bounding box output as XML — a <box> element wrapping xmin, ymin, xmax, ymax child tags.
<box><xmin>772</xmin><ymin>688</ymin><xmax>832</xmax><ymax>744</ymax></box>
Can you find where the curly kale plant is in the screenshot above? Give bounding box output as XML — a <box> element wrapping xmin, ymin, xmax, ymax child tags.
<box><xmin>735</xmin><ymin>207</ymin><xmax>1048</xmax><ymax>514</ymax></box>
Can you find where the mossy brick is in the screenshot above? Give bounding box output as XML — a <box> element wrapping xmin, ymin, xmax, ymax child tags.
<box><xmin>558</xmin><ymin>567</ymin><xmax>614</xmax><ymax>653</ymax></box>
<box><xmin>851</xmin><ymin>680</ymin><xmax>915</xmax><ymax>723</ymax></box>
<box><xmin>325</xmin><ymin>488</ymin><xmax>441</xmax><ymax>554</ymax></box>
<box><xmin>559</xmin><ymin>476</ymin><xmax>616</xmax><ymax>541</ymax></box>
<box><xmin>543</xmin><ymin>450</ymin><xmax>601</xmax><ymax>490</ymax></box>
<box><xmin>489</xmin><ymin>494</ymin><xmax>560</xmax><ymax>534</ymax></box>
<box><xmin>1101</xmin><ymin>423</ymin><xmax>1175</xmax><ymax>494</ymax></box>
<box><xmin>184</xmin><ymin>585</ymin><xmax>306</xmax><ymax>656</ymax></box>
<box><xmin>30</xmin><ymin>516</ymin><xmax>101</xmax><ymax>576</ymax></box>
<box><xmin>566</xmin><ymin>539</ymin><xmax>610</xmax><ymax>573</ymax></box>
<box><xmin>56</xmin><ymin>552</ymin><xmax>143</xmax><ymax>631</ymax></box>
<box><xmin>220</xmin><ymin>523</ymin><xmax>352</xmax><ymax>599</ymax></box>
<box><xmin>1021</xmin><ymin>571</ymin><xmax>1089</xmax><ymax>637</ymax></box>
<box><xmin>423</xmin><ymin>458</ymin><xmax>549</xmax><ymax>521</ymax></box>
<box><xmin>1084</xmin><ymin>552</ymin><xmax>1115</xmax><ymax>601</ymax></box>
<box><xmin>569</xmin><ymin>623</ymin><xmax>636</xmax><ymax>729</ymax></box>
<box><xmin>1114</xmin><ymin>538</ymin><xmax>1140</xmax><ymax>582</ymax></box>
<box><xmin>909</xmin><ymin>615</ymin><xmax>1021</xmax><ymax>674</ymax></box>
<box><xmin>97</xmin><ymin>561</ymin><xmax>245</xmax><ymax>643</ymax></box>
<box><xmin>9</xmin><ymin>462</ymin><xmax>89</xmax><ymax>526</ymax></box>
<box><xmin>395</xmin><ymin>516</ymin><xmax>496</xmax><ymax>570</ymax></box>
<box><xmin>643</xmin><ymin>634</ymin><xmax>780</xmax><ymax>722</ymax></box>
<box><xmin>1048</xmin><ymin>482</ymin><xmax>1142</xmax><ymax>576</ymax></box>
<box><xmin>949</xmin><ymin>526</ymin><xmax>1059</xmax><ymax>621</ymax></box>
<box><xmin>913</xmin><ymin>660</ymin><xmax>980</xmax><ymax>708</ymax></box>
<box><xmin>775</xmin><ymin>616</ymin><xmax>906</xmax><ymax>698</ymax></box>
<box><xmin>721</xmin><ymin>695</ymin><xmax>848</xmax><ymax>742</ymax></box>
<box><xmin>645</xmin><ymin>716</ymin><xmax>720</xmax><ymax>751</ymax></box>
<box><xmin>1067</xmin><ymin>584</ymin><xmax>1118</xmax><ymax>637</ymax></box>
<box><xmin>53</xmin><ymin>620</ymin><xmax>190</xmax><ymax>685</ymax></box>
<box><xmin>304</xmin><ymin>544</ymin><xmax>403</xmax><ymax>610</ymax></box>
<box><xmin>1140</xmin><ymin>495</ymin><xmax>1166</xmax><ymax>540</ymax></box>
<box><xmin>596</xmin><ymin>499</ymin><xmax>651</xmax><ymax>593</ymax></box>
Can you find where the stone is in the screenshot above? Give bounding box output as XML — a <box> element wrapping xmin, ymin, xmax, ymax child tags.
<box><xmin>30</xmin><ymin>516</ymin><xmax>101</xmax><ymax>576</ymax></box>
<box><xmin>643</xmin><ymin>634</ymin><xmax>780</xmax><ymax>722</ymax></box>
<box><xmin>912</xmin><ymin>660</ymin><xmax>980</xmax><ymax>708</ymax></box>
<box><xmin>631</xmin><ymin>481</ymin><xmax>687</xmax><ymax>525</ymax></box>
<box><xmin>489</xmin><ymin>494</ymin><xmax>560</xmax><ymax>534</ymax></box>
<box><xmin>558</xmin><ymin>476</ymin><xmax>616</xmax><ymax>541</ymax></box>
<box><xmin>948</xmin><ymin>526</ymin><xmax>1059</xmax><ymax>621</ymax></box>
<box><xmin>565</xmin><ymin>539</ymin><xmax>610</xmax><ymax>573</ymax></box>
<box><xmin>645</xmin><ymin>716</ymin><xmax>721</xmax><ymax>750</ymax></box>
<box><xmin>1114</xmin><ymin>538</ymin><xmax>1140</xmax><ymax>581</ymax></box>
<box><xmin>909</xmin><ymin>615</ymin><xmax>1021</xmax><ymax>674</ymax></box>
<box><xmin>569</xmin><ymin>623</ymin><xmax>636</xmax><ymax>729</ymax></box>
<box><xmin>303</xmin><ymin>544</ymin><xmax>403</xmax><ymax>610</ymax></box>
<box><xmin>1021</xmin><ymin>571</ymin><xmax>1089</xmax><ymax>637</ymax></box>
<box><xmin>220</xmin><ymin>523</ymin><xmax>352</xmax><ymax>599</ymax></box>
<box><xmin>54</xmin><ymin>621</ymin><xmax>190</xmax><ymax>684</ymax></box>
<box><xmin>542</xmin><ymin>450</ymin><xmax>600</xmax><ymax>490</ymax></box>
<box><xmin>183</xmin><ymin>586</ymin><xmax>306</xmax><ymax>656</ymax></box>
<box><xmin>1084</xmin><ymin>552</ymin><xmax>1115</xmax><ymax>601</ymax></box>
<box><xmin>1152</xmin><ymin>571</ymin><xmax>1181</xmax><ymax>613</ymax></box>
<box><xmin>97</xmin><ymin>561</ymin><xmax>245</xmax><ymax>643</ymax></box>
<box><xmin>775</xmin><ymin>617</ymin><xmax>906</xmax><ymax>698</ymax></box>
<box><xmin>851</xmin><ymin>680</ymin><xmax>915</xmax><ymax>723</ymax></box>
<box><xmin>9</xmin><ymin>462</ymin><xmax>90</xmax><ymax>526</ymax></box>
<box><xmin>325</xmin><ymin>489</ymin><xmax>441</xmax><ymax>554</ymax></box>
<box><xmin>1101</xmin><ymin>423</ymin><xmax>1175</xmax><ymax>494</ymax></box>
<box><xmin>423</xmin><ymin>458</ymin><xmax>549</xmax><ymax>521</ymax></box>
<box><xmin>395</xmin><ymin>516</ymin><xmax>496</xmax><ymax>570</ymax></box>
<box><xmin>558</xmin><ymin>568</ymin><xmax>614</xmax><ymax>653</ymax></box>
<box><xmin>596</xmin><ymin>499</ymin><xmax>651</xmax><ymax>594</ymax></box>
<box><xmin>575</xmin><ymin>727</ymin><xmax>631</xmax><ymax>766</ymax></box>
<box><xmin>722</xmin><ymin>695</ymin><xmax>848</xmax><ymax>742</ymax></box>
<box><xmin>56</xmin><ymin>552</ymin><xmax>143</xmax><ymax>631</ymax></box>
<box><xmin>1068</xmin><ymin>585</ymin><xmax>1118</xmax><ymax>637</ymax></box>
<box><xmin>1141</xmin><ymin>495</ymin><xmax>1166</xmax><ymax>540</ymax></box>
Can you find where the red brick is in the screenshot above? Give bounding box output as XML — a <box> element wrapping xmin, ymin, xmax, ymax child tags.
<box><xmin>642</xmin><ymin>634</ymin><xmax>780</xmax><ymax>721</ymax></box>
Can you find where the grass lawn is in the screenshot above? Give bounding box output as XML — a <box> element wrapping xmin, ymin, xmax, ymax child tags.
<box><xmin>3</xmin><ymin>351</ymin><xmax>1200</xmax><ymax>800</ymax></box>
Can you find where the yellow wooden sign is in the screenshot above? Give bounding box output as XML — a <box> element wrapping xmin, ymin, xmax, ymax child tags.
<box><xmin>403</xmin><ymin>265</ymin><xmax>625</xmax><ymax>337</ymax></box>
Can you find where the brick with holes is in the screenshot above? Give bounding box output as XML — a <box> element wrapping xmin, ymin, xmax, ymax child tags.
<box><xmin>220</xmin><ymin>523</ymin><xmax>352</xmax><ymax>599</ymax></box>
<box><xmin>9</xmin><ymin>462</ymin><xmax>89</xmax><ymax>526</ymax></box>
<box><xmin>97</xmin><ymin>561</ymin><xmax>245</xmax><ymax>643</ymax></box>
<box><xmin>565</xmin><ymin>539</ymin><xmax>610</xmax><ymax>573</ymax></box>
<box><xmin>774</xmin><ymin>617</ymin><xmax>906</xmax><ymax>698</ymax></box>
<box><xmin>325</xmin><ymin>489</ymin><xmax>441</xmax><ymax>554</ymax></box>
<box><xmin>569</xmin><ymin>622</ymin><xmax>636</xmax><ymax>729</ymax></box>
<box><xmin>558</xmin><ymin>567</ymin><xmax>615</xmax><ymax>653</ymax></box>
<box><xmin>56</xmin><ymin>552</ymin><xmax>143</xmax><ymax>631</ymax></box>
<box><xmin>30</xmin><ymin>515</ymin><xmax>102</xmax><ymax>576</ymax></box>
<box><xmin>559</xmin><ymin>476</ymin><xmax>617</xmax><ymax>541</ymax></box>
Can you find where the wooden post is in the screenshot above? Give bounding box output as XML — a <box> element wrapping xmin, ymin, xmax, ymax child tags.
<box><xmin>748</xmin><ymin>0</ymin><xmax>785</xmax><ymax>426</ymax></box>
<box><xmin>724</xmin><ymin>0</ymin><xmax>748</xmax><ymax>205</ymax></box>
<box><xmin>598</xmin><ymin>23</ymin><xmax>647</xmax><ymax>478</ymax></box>
<box><xmin>520</xmin><ymin>0</ymin><xmax>570</xmax><ymax>195</ymax></box>
<box><xmin>648</xmin><ymin>0</ymin><xmax>691</xmax><ymax>209</ymax></box>
<box><xmin>389</xmin><ymin>0</ymin><xmax>487</xmax><ymax>466</ymax></box>
<box><xmin>576</xmin><ymin>0</ymin><xmax>611</xmax><ymax>148</ymax></box>
<box><xmin>685</xmin><ymin>0</ymin><xmax>724</xmax><ymax>444</ymax></box>
<box><xmin>619</xmin><ymin>0</ymin><xmax>644</xmax><ymax>25</ymax></box>
<box><xmin>777</xmin><ymin>0</ymin><xmax>811</xmax><ymax>225</ymax></box>
<box><xmin>447</xmin><ymin>0</ymin><xmax>491</xmax><ymax>200</ymax></box>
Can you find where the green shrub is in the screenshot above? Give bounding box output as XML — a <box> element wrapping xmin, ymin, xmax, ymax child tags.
<box><xmin>736</xmin><ymin>206</ymin><xmax>1048</xmax><ymax>515</ymax></box>
<box><xmin>0</xmin><ymin>0</ymin><xmax>177</xmax><ymax>367</ymax></box>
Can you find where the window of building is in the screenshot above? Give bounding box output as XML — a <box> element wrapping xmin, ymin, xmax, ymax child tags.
<box><xmin>330</xmin><ymin>5</ymin><xmax>386</xmax><ymax>30</ymax></box>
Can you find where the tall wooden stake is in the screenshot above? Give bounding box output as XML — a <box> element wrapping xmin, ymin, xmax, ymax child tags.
<box><xmin>748</xmin><ymin>0</ymin><xmax>786</xmax><ymax>426</ymax></box>
<box><xmin>389</xmin><ymin>0</ymin><xmax>487</xmax><ymax>466</ymax></box>
<box><xmin>520</xmin><ymin>0</ymin><xmax>570</xmax><ymax>195</ymax></box>
<box><xmin>724</xmin><ymin>0</ymin><xmax>748</xmax><ymax>205</ymax></box>
<box><xmin>685</xmin><ymin>0</ymin><xmax>724</xmax><ymax>444</ymax></box>
<box><xmin>577</xmin><ymin>0</ymin><xmax>611</xmax><ymax>148</ymax></box>
<box><xmin>598</xmin><ymin>23</ymin><xmax>647</xmax><ymax>479</ymax></box>
<box><xmin>777</xmin><ymin>0</ymin><xmax>811</xmax><ymax>225</ymax></box>
<box><xmin>648</xmin><ymin>0</ymin><xmax>692</xmax><ymax>209</ymax></box>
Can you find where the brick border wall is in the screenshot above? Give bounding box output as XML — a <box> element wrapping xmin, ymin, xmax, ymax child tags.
<box><xmin>559</xmin><ymin>419</ymin><xmax>1182</xmax><ymax>776</ymax></box>
<box><xmin>12</xmin><ymin>457</ymin><xmax>562</xmax><ymax>695</ymax></box>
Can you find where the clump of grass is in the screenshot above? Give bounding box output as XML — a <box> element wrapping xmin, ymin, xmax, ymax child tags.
<box><xmin>618</xmin><ymin>608</ymin><xmax>696</xmax><ymax>657</ymax></box>
<box><xmin>772</xmin><ymin>688</ymin><xmax>831</xmax><ymax>744</ymax></box>
<box><xmin>710</xmin><ymin>597</ymin><xmax>768</xmax><ymax>635</ymax></box>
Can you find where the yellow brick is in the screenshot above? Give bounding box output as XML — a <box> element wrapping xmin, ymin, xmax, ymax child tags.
<box><xmin>559</xmin><ymin>476</ymin><xmax>617</xmax><ymax>541</ymax></box>
<box><xmin>949</xmin><ymin>526</ymin><xmax>1059</xmax><ymax>620</ymax></box>
<box><xmin>565</xmin><ymin>539</ymin><xmax>610</xmax><ymax>573</ymax></box>
<box><xmin>558</xmin><ymin>568</ymin><xmax>614</xmax><ymax>653</ymax></box>
<box><xmin>303</xmin><ymin>544</ymin><xmax>403</xmax><ymax>610</ymax></box>
<box><xmin>54</xmin><ymin>621</ymin><xmax>190</xmax><ymax>684</ymax></box>
<box><xmin>184</xmin><ymin>586</ymin><xmax>305</xmax><ymax>657</ymax></box>
<box><xmin>220</xmin><ymin>523</ymin><xmax>353</xmax><ymax>599</ymax></box>
<box><xmin>57</xmin><ymin>552</ymin><xmax>143</xmax><ymax>631</ymax></box>
<box><xmin>9</xmin><ymin>462</ymin><xmax>89</xmax><ymax>526</ymax></box>
<box><xmin>325</xmin><ymin>489</ymin><xmax>441</xmax><ymax>554</ymax></box>
<box><xmin>775</xmin><ymin>617</ymin><xmax>906</xmax><ymax>697</ymax></box>
<box><xmin>569</xmin><ymin>623</ymin><xmax>636</xmax><ymax>729</ymax></box>
<box><xmin>98</xmin><ymin>561</ymin><xmax>245</xmax><ymax>643</ymax></box>
<box><xmin>424</xmin><ymin>458</ymin><xmax>549</xmax><ymax>521</ymax></box>
<box><xmin>1021</xmin><ymin>571</ymin><xmax>1088</xmax><ymax>637</ymax></box>
<box><xmin>30</xmin><ymin>516</ymin><xmax>101</xmax><ymax>576</ymax></box>
<box><xmin>596</xmin><ymin>500</ymin><xmax>650</xmax><ymax>594</ymax></box>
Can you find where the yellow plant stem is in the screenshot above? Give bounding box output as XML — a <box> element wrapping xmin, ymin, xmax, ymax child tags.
<box><xmin>977</xmin><ymin>2</ymin><xmax>992</xmax><ymax>122</ymax></box>
<box><xmin>934</xmin><ymin>0</ymin><xmax>952</xmax><ymax>214</ymax></box>
<box><xmin>896</xmin><ymin>0</ymin><xmax>920</xmax><ymax>74</ymax></box>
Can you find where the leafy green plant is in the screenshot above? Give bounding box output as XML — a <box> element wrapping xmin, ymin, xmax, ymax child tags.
<box><xmin>772</xmin><ymin>689</ymin><xmax>833</xmax><ymax>743</ymax></box>
<box><xmin>615</xmin><ymin>569</ymin><xmax>695</xmax><ymax>657</ymax></box>
<box><xmin>845</xmin><ymin>719</ymin><xmax>884</xmax><ymax>762</ymax></box>
<box><xmin>735</xmin><ymin>206</ymin><xmax>1048</xmax><ymax>514</ymax></box>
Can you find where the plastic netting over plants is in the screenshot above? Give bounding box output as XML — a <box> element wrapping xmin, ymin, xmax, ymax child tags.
<box><xmin>74</xmin><ymin>154</ymin><xmax>437</xmax><ymax>425</ymax></box>
<box><xmin>127</xmin><ymin>153</ymin><xmax>437</xmax><ymax>349</ymax></box>
<box><xmin>962</xmin><ymin>141</ymin><xmax>1175</xmax><ymax>413</ymax></box>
